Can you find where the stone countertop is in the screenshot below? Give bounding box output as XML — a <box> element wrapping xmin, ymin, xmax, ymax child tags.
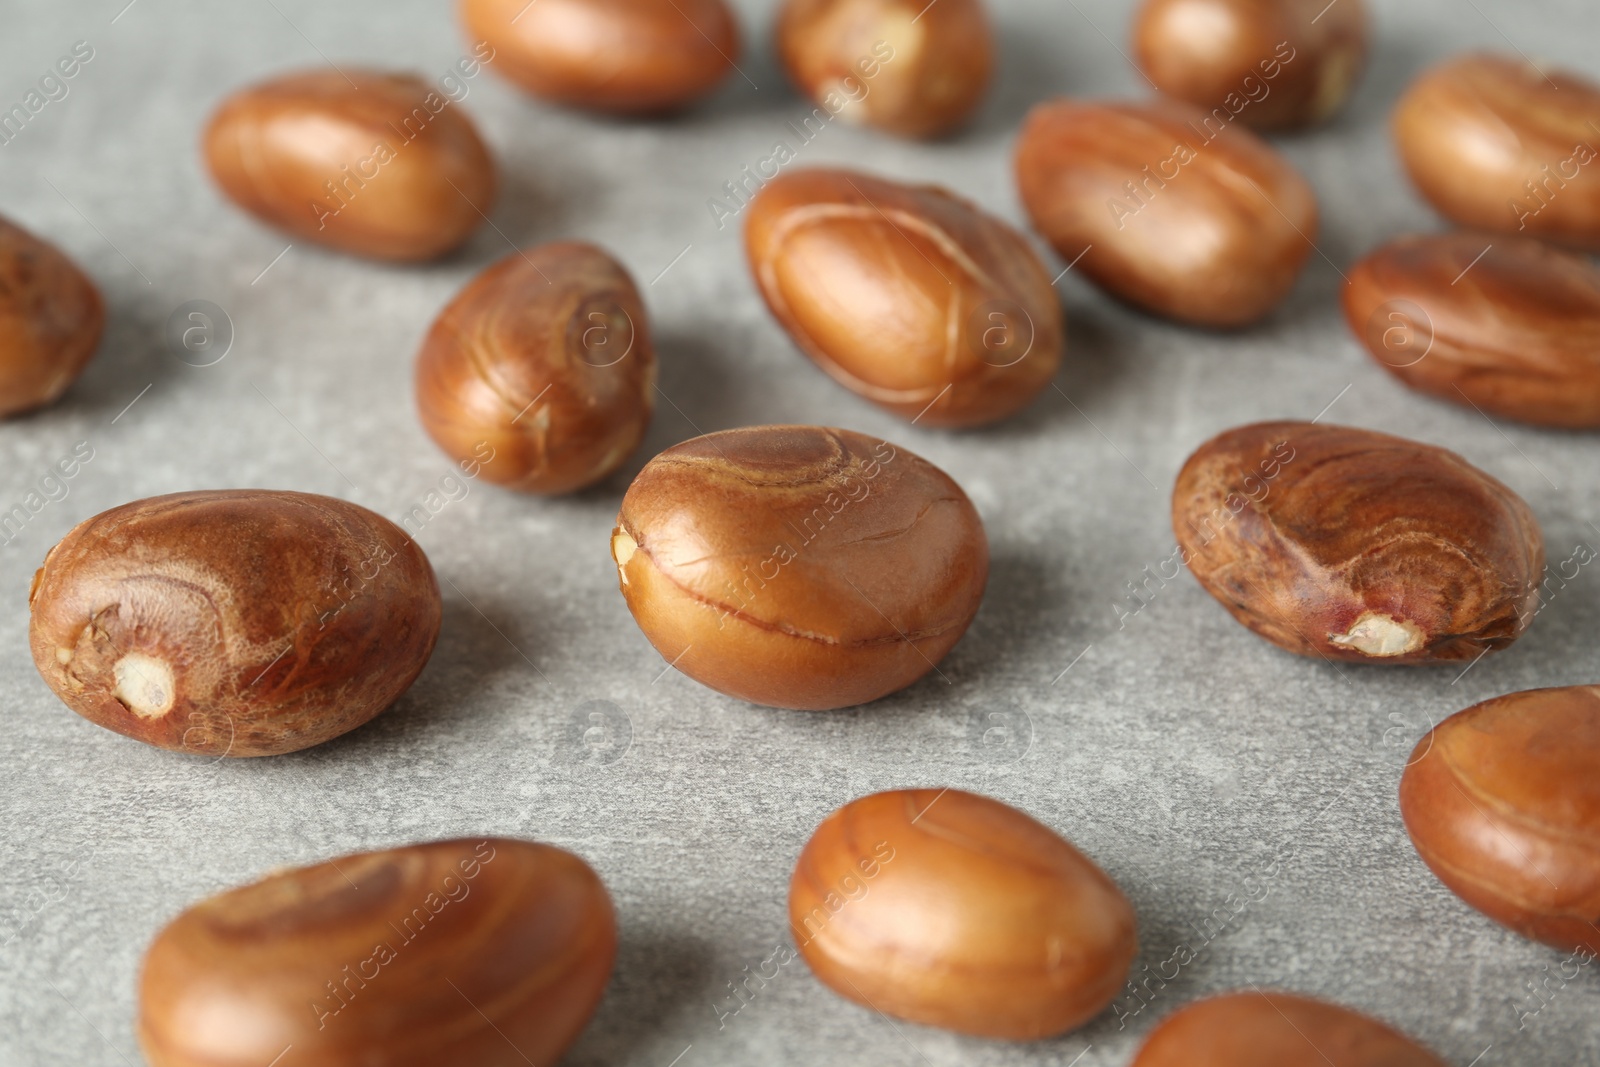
<box><xmin>0</xmin><ymin>0</ymin><xmax>1596</xmax><ymax>1063</ymax></box>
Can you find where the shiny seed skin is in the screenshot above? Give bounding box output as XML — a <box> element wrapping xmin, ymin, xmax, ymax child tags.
<box><xmin>1401</xmin><ymin>685</ymin><xmax>1600</xmax><ymax>954</ymax></box>
<box><xmin>1015</xmin><ymin>97</ymin><xmax>1318</xmax><ymax>327</ymax></box>
<box><xmin>0</xmin><ymin>214</ymin><xmax>104</xmax><ymax>418</ymax></box>
<box><xmin>746</xmin><ymin>168</ymin><xmax>1063</xmax><ymax>428</ymax></box>
<box><xmin>790</xmin><ymin>788</ymin><xmax>1137</xmax><ymax>1039</ymax></box>
<box><xmin>415</xmin><ymin>241</ymin><xmax>657</xmax><ymax>494</ymax></box>
<box><xmin>137</xmin><ymin>838</ymin><xmax>616</xmax><ymax>1067</ymax></box>
<box><xmin>204</xmin><ymin>69</ymin><xmax>496</xmax><ymax>261</ymax></box>
<box><xmin>29</xmin><ymin>490</ymin><xmax>442</xmax><ymax>757</ymax></box>
<box><xmin>612</xmin><ymin>426</ymin><xmax>988</xmax><ymax>710</ymax></box>
<box><xmin>1172</xmin><ymin>421</ymin><xmax>1543</xmax><ymax>664</ymax></box>
<box><xmin>1343</xmin><ymin>232</ymin><xmax>1600</xmax><ymax>428</ymax></box>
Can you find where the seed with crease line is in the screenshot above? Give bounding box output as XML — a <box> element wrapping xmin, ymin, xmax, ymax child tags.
<box><xmin>611</xmin><ymin>425</ymin><xmax>988</xmax><ymax>709</ymax></box>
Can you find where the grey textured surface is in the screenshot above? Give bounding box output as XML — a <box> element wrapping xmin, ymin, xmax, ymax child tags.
<box><xmin>1</xmin><ymin>0</ymin><xmax>1598</xmax><ymax>1063</ymax></box>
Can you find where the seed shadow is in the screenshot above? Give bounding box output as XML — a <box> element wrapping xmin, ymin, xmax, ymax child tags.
<box><xmin>1044</xmin><ymin>256</ymin><xmax>1354</xmax><ymax>364</ymax></box>
<box><xmin>38</xmin><ymin>287</ymin><xmax>183</xmax><ymax>426</ymax></box>
<box><xmin>684</xmin><ymin>34</ymin><xmax>799</xmax><ymax>125</ymax></box>
<box><xmin>975</xmin><ymin>22</ymin><xmax>1088</xmax><ymax>137</ymax></box>
<box><xmin>1051</xmin><ymin>292</ymin><xmax>1131</xmax><ymax>415</ymax></box>
<box><xmin>306</xmin><ymin>593</ymin><xmax>539</xmax><ymax>756</ymax></box>
<box><xmin>451</xmin><ymin>163</ymin><xmax>577</xmax><ymax>262</ymax></box>
<box><xmin>947</xmin><ymin>291</ymin><xmax>1129</xmax><ymax>446</ymax></box>
<box><xmin>1254</xmin><ymin>256</ymin><xmax>1354</xmax><ymax>339</ymax></box>
<box><xmin>1337</xmin><ymin>33</ymin><xmax>1433</xmax><ymax>133</ymax></box>
<box><xmin>425</xmin><ymin>587</ymin><xmax>547</xmax><ymax>697</ymax></box>
<box><xmin>937</xmin><ymin>542</ymin><xmax>1084</xmax><ymax>691</ymax></box>
<box><xmin>580</xmin><ymin>326</ymin><xmax>767</xmax><ymax>497</ymax></box>
<box><xmin>563</xmin><ymin>930</ymin><xmax>717</xmax><ymax>1067</ymax></box>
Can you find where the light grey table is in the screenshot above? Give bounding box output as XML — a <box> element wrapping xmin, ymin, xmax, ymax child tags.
<box><xmin>1</xmin><ymin>0</ymin><xmax>1596</xmax><ymax>1063</ymax></box>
